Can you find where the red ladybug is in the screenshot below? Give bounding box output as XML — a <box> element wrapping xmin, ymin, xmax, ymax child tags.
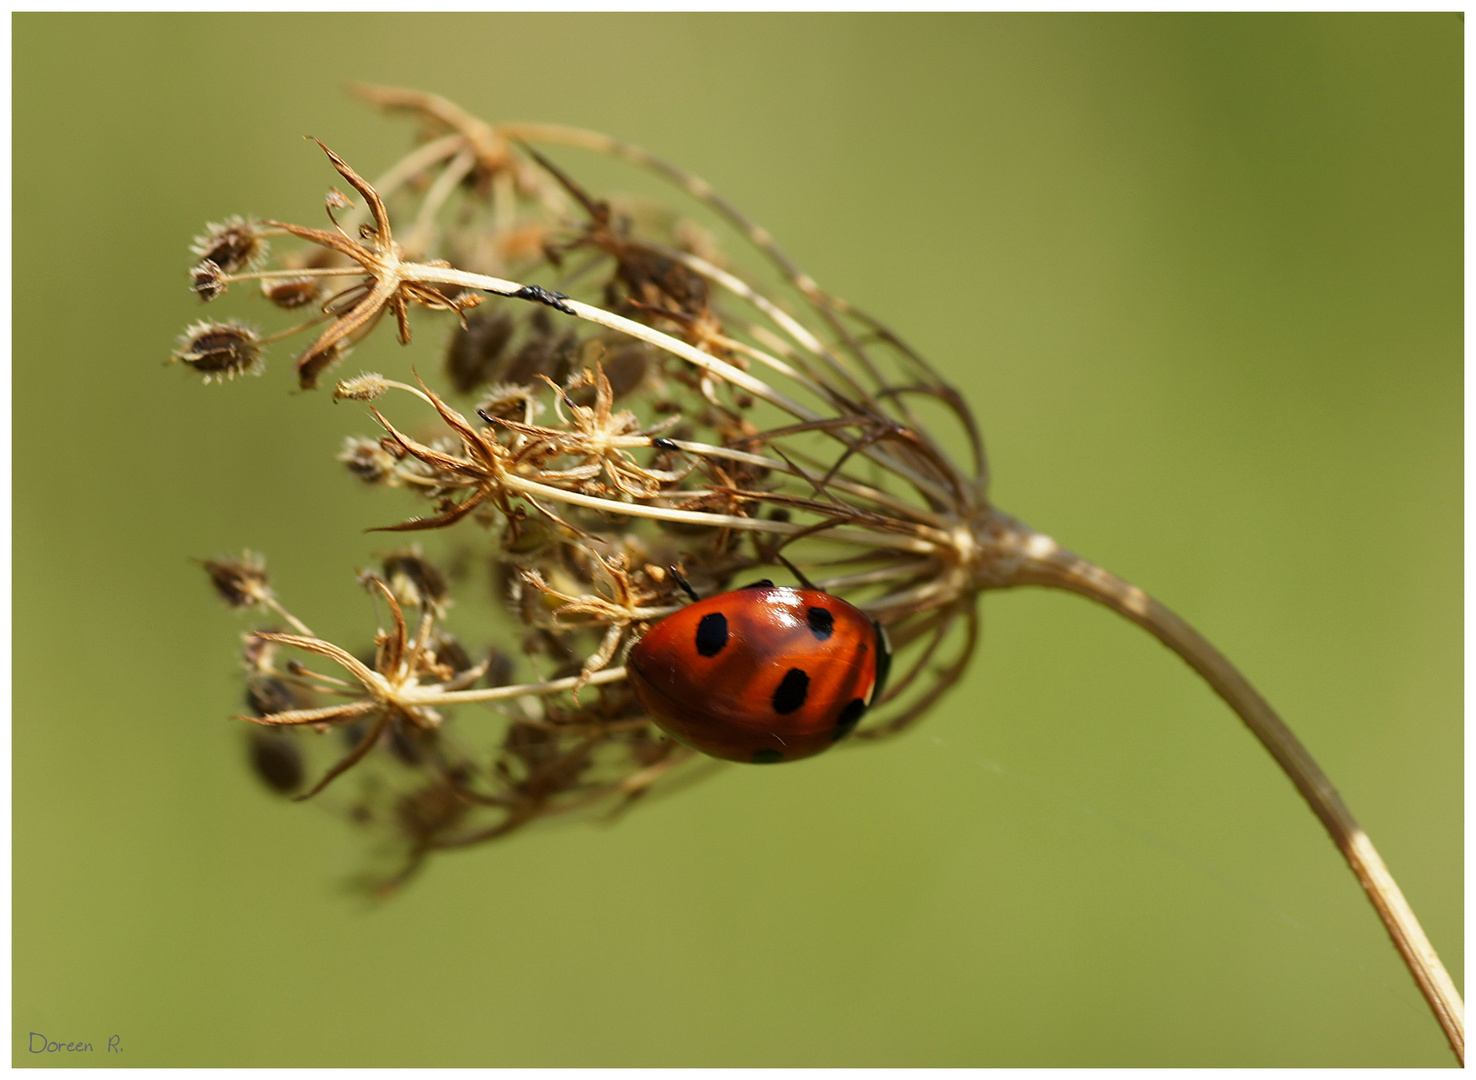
<box><xmin>628</xmin><ymin>579</ymin><xmax>891</xmax><ymax>764</ymax></box>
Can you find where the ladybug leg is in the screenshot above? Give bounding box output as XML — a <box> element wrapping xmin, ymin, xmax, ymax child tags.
<box><xmin>668</xmin><ymin>565</ymin><xmax>700</xmax><ymax>602</ymax></box>
<box><xmin>773</xmin><ymin>551</ymin><xmax>820</xmax><ymax>592</ymax></box>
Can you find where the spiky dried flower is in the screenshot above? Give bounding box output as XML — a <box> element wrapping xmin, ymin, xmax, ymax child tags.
<box><xmin>190</xmin><ymin>260</ymin><xmax>227</xmax><ymax>302</ymax></box>
<box><xmin>264</xmin><ymin>139</ymin><xmax>490</xmax><ymax>388</ymax></box>
<box><xmin>334</xmin><ymin>372</ymin><xmax>389</xmax><ymax>402</ymax></box>
<box><xmin>169</xmin><ymin>89</ymin><xmax>1460</xmax><ymax>1054</ymax></box>
<box><xmin>191</xmin><ymin>215</ymin><xmax>268</xmax><ymax>274</ymax></box>
<box><xmin>171</xmin><ymin>321</ymin><xmax>264</xmax><ymax>382</ymax></box>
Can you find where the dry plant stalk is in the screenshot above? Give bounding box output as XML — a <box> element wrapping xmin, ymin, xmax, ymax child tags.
<box><xmin>175</xmin><ymin>86</ymin><xmax>1461</xmax><ymax>1059</ymax></box>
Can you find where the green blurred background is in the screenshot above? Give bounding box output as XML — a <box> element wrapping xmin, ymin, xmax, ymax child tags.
<box><xmin>13</xmin><ymin>13</ymin><xmax>1461</xmax><ymax>1067</ymax></box>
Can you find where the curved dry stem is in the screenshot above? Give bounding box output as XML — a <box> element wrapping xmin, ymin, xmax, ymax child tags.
<box><xmin>410</xmin><ymin>263</ymin><xmax>818</xmax><ymax>418</ymax></box>
<box><xmin>402</xmin><ymin>263</ymin><xmax>961</xmax><ymax>507</ymax></box>
<box><xmin>1000</xmin><ymin>527</ymin><xmax>1464</xmax><ymax>1063</ymax></box>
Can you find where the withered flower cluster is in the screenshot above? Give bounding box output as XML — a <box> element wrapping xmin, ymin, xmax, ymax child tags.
<box><xmin>171</xmin><ymin>88</ymin><xmax>1459</xmax><ymax>1059</ymax></box>
<box><xmin>178</xmin><ymin>87</ymin><xmax>1007</xmax><ymax>891</ymax></box>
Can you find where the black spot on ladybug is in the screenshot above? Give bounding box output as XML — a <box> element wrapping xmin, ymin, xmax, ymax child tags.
<box><xmin>772</xmin><ymin>668</ymin><xmax>810</xmax><ymax>714</ymax></box>
<box><xmin>695</xmin><ymin>612</ymin><xmax>728</xmax><ymax>657</ymax></box>
<box><xmin>833</xmin><ymin>698</ymin><xmax>868</xmax><ymax>740</ymax></box>
<box><xmin>751</xmin><ymin>748</ymin><xmax>785</xmax><ymax>764</ymax></box>
<box><xmin>742</xmin><ymin>579</ymin><xmax>774</xmax><ymax>589</ymax></box>
<box><xmin>806</xmin><ymin>606</ymin><xmax>834</xmax><ymax>640</ymax></box>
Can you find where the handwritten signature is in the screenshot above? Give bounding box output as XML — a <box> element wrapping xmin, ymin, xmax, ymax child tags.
<box><xmin>28</xmin><ymin>1033</ymin><xmax>121</xmax><ymax>1054</ymax></box>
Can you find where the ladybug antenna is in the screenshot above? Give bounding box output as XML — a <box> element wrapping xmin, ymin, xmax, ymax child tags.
<box><xmin>668</xmin><ymin>565</ymin><xmax>700</xmax><ymax>603</ymax></box>
<box><xmin>773</xmin><ymin>552</ymin><xmax>820</xmax><ymax>592</ymax></box>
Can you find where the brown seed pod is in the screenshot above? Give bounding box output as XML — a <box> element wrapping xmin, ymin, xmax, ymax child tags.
<box><xmin>602</xmin><ymin>343</ymin><xmax>651</xmax><ymax>400</ymax></box>
<box><xmin>504</xmin><ymin>326</ymin><xmax>578</xmax><ymax>388</ymax></box>
<box><xmin>483</xmin><ymin>647</ymin><xmax>515</xmax><ymax>688</ymax></box>
<box><xmin>190</xmin><ymin>216</ymin><xmax>268</xmax><ymax>274</ymax></box>
<box><xmin>190</xmin><ymin>260</ymin><xmax>227</xmax><ymax>302</ymax></box>
<box><xmin>172</xmin><ymin>321</ymin><xmax>264</xmax><ymax>383</ymax></box>
<box><xmin>386</xmin><ymin>720</ymin><xmax>428</xmax><ymax>766</ymax></box>
<box><xmin>445</xmin><ymin>309</ymin><xmax>516</xmax><ymax>394</ymax></box>
<box><xmin>338</xmin><ymin>436</ymin><xmax>399</xmax><ymax>485</ymax></box>
<box><xmin>201</xmin><ymin>552</ymin><xmax>269</xmax><ymax>608</ymax></box>
<box><xmin>381</xmin><ymin>551</ymin><xmax>448</xmax><ymax>607</ymax></box>
<box><xmin>247</xmin><ymin>730</ymin><xmax>304</xmax><ymax>795</ymax></box>
<box><xmin>245</xmin><ymin>676</ymin><xmax>302</xmax><ymax>717</ymax></box>
<box><xmin>433</xmin><ymin>635</ymin><xmax>472</xmax><ymax>676</ymax></box>
<box><xmin>260</xmin><ymin>275</ymin><xmax>324</xmax><ymax>310</ymax></box>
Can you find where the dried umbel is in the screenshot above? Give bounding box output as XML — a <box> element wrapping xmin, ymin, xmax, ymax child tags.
<box><xmin>174</xmin><ymin>87</ymin><xmax>1460</xmax><ymax>1055</ymax></box>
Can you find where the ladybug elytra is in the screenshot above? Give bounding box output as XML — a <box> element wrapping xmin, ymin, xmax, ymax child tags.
<box><xmin>628</xmin><ymin>580</ymin><xmax>891</xmax><ymax>764</ymax></box>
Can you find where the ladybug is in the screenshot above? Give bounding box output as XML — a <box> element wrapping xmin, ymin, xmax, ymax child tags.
<box><xmin>627</xmin><ymin>577</ymin><xmax>891</xmax><ymax>764</ymax></box>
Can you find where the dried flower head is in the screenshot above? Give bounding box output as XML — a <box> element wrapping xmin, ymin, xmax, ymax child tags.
<box><xmin>172</xmin><ymin>92</ymin><xmax>1032</xmax><ymax>887</ymax></box>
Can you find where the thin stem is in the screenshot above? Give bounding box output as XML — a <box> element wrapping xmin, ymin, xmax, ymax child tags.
<box><xmin>403</xmin><ymin>146</ymin><xmax>477</xmax><ymax>255</ymax></box>
<box><xmin>262</xmin><ymin>595</ymin><xmax>314</xmax><ymax>638</ymax></box>
<box><xmin>661</xmin><ymin>437</ymin><xmax>946</xmax><ymax>526</ymax></box>
<box><xmin>399</xmin><ymin>261</ymin><xmax>957</xmax><ymax>507</ymax></box>
<box><xmin>508</xmin><ymin>474</ymin><xmax>943</xmax><ymax>553</ymax></box>
<box><xmin>227</xmin><ymin>266</ymin><xmax>369</xmax><ymax>282</ymax></box>
<box><xmin>1001</xmin><ymin>526</ymin><xmax>1464</xmax><ymax>1062</ymax></box>
<box><xmin>402</xmin><ymin>664</ymin><xmax>629</xmax><ymax>706</ymax></box>
<box><xmin>408</xmin><ymin>262</ymin><xmax>817</xmax><ymax>419</ymax></box>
